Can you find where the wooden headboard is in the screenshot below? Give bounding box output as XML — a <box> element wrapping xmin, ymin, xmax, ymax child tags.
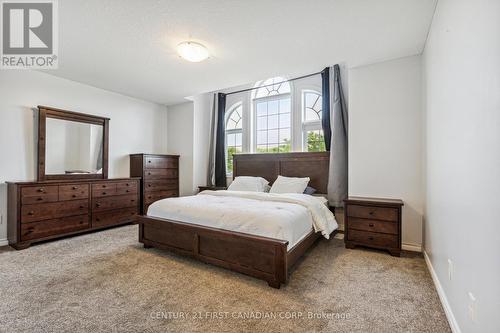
<box><xmin>233</xmin><ymin>152</ymin><xmax>330</xmax><ymax>194</ymax></box>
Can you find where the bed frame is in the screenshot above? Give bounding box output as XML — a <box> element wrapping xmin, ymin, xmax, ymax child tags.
<box><xmin>138</xmin><ymin>152</ymin><xmax>330</xmax><ymax>288</ymax></box>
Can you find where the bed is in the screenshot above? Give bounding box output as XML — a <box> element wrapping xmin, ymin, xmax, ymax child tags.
<box><xmin>138</xmin><ymin>152</ymin><xmax>337</xmax><ymax>288</ymax></box>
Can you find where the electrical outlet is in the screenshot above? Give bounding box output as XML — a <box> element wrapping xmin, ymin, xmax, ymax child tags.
<box><xmin>448</xmin><ymin>259</ymin><xmax>453</xmax><ymax>280</ymax></box>
<box><xmin>468</xmin><ymin>292</ymin><xmax>477</xmax><ymax>322</ymax></box>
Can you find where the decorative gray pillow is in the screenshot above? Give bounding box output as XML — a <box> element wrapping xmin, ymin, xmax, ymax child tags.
<box><xmin>303</xmin><ymin>186</ymin><xmax>317</xmax><ymax>195</ymax></box>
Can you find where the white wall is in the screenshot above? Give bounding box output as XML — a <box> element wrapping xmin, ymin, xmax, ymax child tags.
<box><xmin>348</xmin><ymin>55</ymin><xmax>423</xmax><ymax>249</ymax></box>
<box><xmin>192</xmin><ymin>93</ymin><xmax>212</xmax><ymax>190</ymax></box>
<box><xmin>0</xmin><ymin>70</ymin><xmax>168</xmax><ymax>243</ymax></box>
<box><xmin>166</xmin><ymin>102</ymin><xmax>195</xmax><ymax>196</ymax></box>
<box><xmin>423</xmin><ymin>1</ymin><xmax>500</xmax><ymax>332</ymax></box>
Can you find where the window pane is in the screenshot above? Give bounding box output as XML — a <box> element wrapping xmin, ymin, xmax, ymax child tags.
<box><xmin>257</xmin><ymin>130</ymin><xmax>267</xmax><ymax>144</ymax></box>
<box><xmin>306</xmin><ymin>130</ymin><xmax>326</xmax><ymax>152</ymax></box>
<box><xmin>227</xmin><ymin>133</ymin><xmax>235</xmax><ymax>146</ymax></box>
<box><xmin>268</xmin><ymin>100</ymin><xmax>279</xmax><ymax>115</ymax></box>
<box><xmin>279</xmin><ymin>98</ymin><xmax>290</xmax><ymax>113</ymax></box>
<box><xmin>256</xmin><ymin>145</ymin><xmax>268</xmax><ymax>152</ymax></box>
<box><xmin>235</xmin><ymin>133</ymin><xmax>242</xmax><ymax>146</ymax></box>
<box><xmin>256</xmin><ymin>102</ymin><xmax>267</xmax><ymax>117</ymax></box>
<box><xmin>268</xmin><ymin>129</ymin><xmax>279</xmax><ymax>144</ymax></box>
<box><xmin>268</xmin><ymin>114</ymin><xmax>279</xmax><ymax>129</ymax></box>
<box><xmin>279</xmin><ymin>128</ymin><xmax>291</xmax><ymax>143</ymax></box>
<box><xmin>257</xmin><ymin>116</ymin><xmax>267</xmax><ymax>130</ymax></box>
<box><xmin>279</xmin><ymin>113</ymin><xmax>290</xmax><ymax>128</ymax></box>
<box><xmin>303</xmin><ymin>91</ymin><xmax>322</xmax><ymax>122</ymax></box>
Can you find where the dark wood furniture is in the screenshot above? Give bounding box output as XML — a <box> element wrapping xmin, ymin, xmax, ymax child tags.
<box><xmin>344</xmin><ymin>196</ymin><xmax>404</xmax><ymax>256</ymax></box>
<box><xmin>198</xmin><ymin>186</ymin><xmax>227</xmax><ymax>192</ymax></box>
<box><xmin>7</xmin><ymin>178</ymin><xmax>140</xmax><ymax>250</ymax></box>
<box><xmin>130</xmin><ymin>154</ymin><xmax>179</xmax><ymax>215</ymax></box>
<box><xmin>139</xmin><ymin>152</ymin><xmax>331</xmax><ymax>288</ymax></box>
<box><xmin>37</xmin><ymin>106</ymin><xmax>109</xmax><ymax>181</ymax></box>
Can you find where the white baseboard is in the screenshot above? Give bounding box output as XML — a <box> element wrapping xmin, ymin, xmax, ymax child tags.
<box><xmin>0</xmin><ymin>238</ymin><xmax>8</xmax><ymax>246</ymax></box>
<box><xmin>402</xmin><ymin>242</ymin><xmax>422</xmax><ymax>252</ymax></box>
<box><xmin>423</xmin><ymin>250</ymin><xmax>461</xmax><ymax>333</ymax></box>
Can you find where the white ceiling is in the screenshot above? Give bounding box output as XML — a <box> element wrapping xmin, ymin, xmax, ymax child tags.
<box><xmin>49</xmin><ymin>0</ymin><xmax>437</xmax><ymax>105</ymax></box>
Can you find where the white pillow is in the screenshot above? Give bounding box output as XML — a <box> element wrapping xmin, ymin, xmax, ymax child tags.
<box><xmin>270</xmin><ymin>175</ymin><xmax>310</xmax><ymax>194</ymax></box>
<box><xmin>227</xmin><ymin>176</ymin><xmax>269</xmax><ymax>192</ymax></box>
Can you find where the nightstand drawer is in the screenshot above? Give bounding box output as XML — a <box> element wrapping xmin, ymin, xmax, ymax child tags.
<box><xmin>348</xmin><ymin>217</ymin><xmax>398</xmax><ymax>235</ymax></box>
<box><xmin>348</xmin><ymin>229</ymin><xmax>398</xmax><ymax>248</ymax></box>
<box><xmin>347</xmin><ymin>205</ymin><xmax>398</xmax><ymax>222</ymax></box>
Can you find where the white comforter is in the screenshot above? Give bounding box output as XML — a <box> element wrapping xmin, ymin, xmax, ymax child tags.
<box><xmin>147</xmin><ymin>190</ymin><xmax>338</xmax><ymax>250</ymax></box>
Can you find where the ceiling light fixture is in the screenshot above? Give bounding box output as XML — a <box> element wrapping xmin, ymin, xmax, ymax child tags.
<box><xmin>177</xmin><ymin>41</ymin><xmax>209</xmax><ymax>62</ymax></box>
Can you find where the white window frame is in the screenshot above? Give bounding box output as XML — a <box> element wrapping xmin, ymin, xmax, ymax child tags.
<box><xmin>225</xmin><ymin>102</ymin><xmax>243</xmax><ymax>176</ymax></box>
<box><xmin>301</xmin><ymin>89</ymin><xmax>323</xmax><ymax>150</ymax></box>
<box><xmin>251</xmin><ymin>93</ymin><xmax>292</xmax><ymax>153</ymax></box>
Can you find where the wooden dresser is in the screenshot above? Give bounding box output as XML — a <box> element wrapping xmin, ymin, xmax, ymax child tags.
<box><xmin>129</xmin><ymin>154</ymin><xmax>179</xmax><ymax>214</ymax></box>
<box><xmin>344</xmin><ymin>197</ymin><xmax>404</xmax><ymax>256</ymax></box>
<box><xmin>7</xmin><ymin>178</ymin><xmax>140</xmax><ymax>250</ymax></box>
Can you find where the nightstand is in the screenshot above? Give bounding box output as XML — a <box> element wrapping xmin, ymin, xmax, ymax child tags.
<box><xmin>198</xmin><ymin>186</ymin><xmax>227</xmax><ymax>192</ymax></box>
<box><xmin>344</xmin><ymin>196</ymin><xmax>404</xmax><ymax>256</ymax></box>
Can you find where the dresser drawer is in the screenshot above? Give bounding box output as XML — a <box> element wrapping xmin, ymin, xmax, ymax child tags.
<box><xmin>20</xmin><ymin>215</ymin><xmax>89</xmax><ymax>241</ymax></box>
<box><xmin>59</xmin><ymin>184</ymin><xmax>89</xmax><ymax>201</ymax></box>
<box><xmin>347</xmin><ymin>205</ymin><xmax>398</xmax><ymax>222</ymax></box>
<box><xmin>21</xmin><ymin>185</ymin><xmax>59</xmax><ymax>204</ymax></box>
<box><xmin>348</xmin><ymin>217</ymin><xmax>398</xmax><ymax>235</ymax></box>
<box><xmin>145</xmin><ymin>190</ymin><xmax>178</xmax><ymax>205</ymax></box>
<box><xmin>348</xmin><ymin>229</ymin><xmax>398</xmax><ymax>248</ymax></box>
<box><xmin>116</xmin><ymin>181</ymin><xmax>138</xmax><ymax>195</ymax></box>
<box><xmin>92</xmin><ymin>208</ymin><xmax>138</xmax><ymax>228</ymax></box>
<box><xmin>21</xmin><ymin>199</ymin><xmax>89</xmax><ymax>223</ymax></box>
<box><xmin>144</xmin><ymin>169</ymin><xmax>178</xmax><ymax>179</ymax></box>
<box><xmin>93</xmin><ymin>194</ymin><xmax>138</xmax><ymax>212</ymax></box>
<box><xmin>145</xmin><ymin>157</ymin><xmax>178</xmax><ymax>169</ymax></box>
<box><xmin>92</xmin><ymin>183</ymin><xmax>117</xmax><ymax>197</ymax></box>
<box><xmin>144</xmin><ymin>180</ymin><xmax>178</xmax><ymax>192</ymax></box>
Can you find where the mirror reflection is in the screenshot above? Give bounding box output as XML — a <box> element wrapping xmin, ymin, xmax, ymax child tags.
<box><xmin>45</xmin><ymin>118</ymin><xmax>104</xmax><ymax>175</ymax></box>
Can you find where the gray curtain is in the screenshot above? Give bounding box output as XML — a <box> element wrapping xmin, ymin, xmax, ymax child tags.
<box><xmin>206</xmin><ymin>93</ymin><xmax>218</xmax><ymax>187</ymax></box>
<box><xmin>327</xmin><ymin>65</ymin><xmax>348</xmax><ymax>207</ymax></box>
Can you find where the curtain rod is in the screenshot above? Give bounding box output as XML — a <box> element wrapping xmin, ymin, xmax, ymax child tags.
<box><xmin>225</xmin><ymin>69</ymin><xmax>325</xmax><ymax>96</ymax></box>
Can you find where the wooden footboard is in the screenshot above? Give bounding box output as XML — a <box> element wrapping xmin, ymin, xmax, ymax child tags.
<box><xmin>139</xmin><ymin>216</ymin><xmax>289</xmax><ymax>288</ymax></box>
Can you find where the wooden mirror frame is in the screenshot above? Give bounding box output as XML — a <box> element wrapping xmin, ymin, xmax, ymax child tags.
<box><xmin>37</xmin><ymin>106</ymin><xmax>109</xmax><ymax>181</ymax></box>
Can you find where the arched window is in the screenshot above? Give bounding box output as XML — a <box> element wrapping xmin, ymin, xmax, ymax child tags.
<box><xmin>252</xmin><ymin>77</ymin><xmax>292</xmax><ymax>153</ymax></box>
<box><xmin>225</xmin><ymin>103</ymin><xmax>243</xmax><ymax>174</ymax></box>
<box><xmin>302</xmin><ymin>90</ymin><xmax>325</xmax><ymax>152</ymax></box>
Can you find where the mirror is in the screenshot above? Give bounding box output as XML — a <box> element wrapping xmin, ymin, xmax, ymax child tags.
<box><xmin>45</xmin><ymin>118</ymin><xmax>104</xmax><ymax>175</ymax></box>
<box><xmin>37</xmin><ymin>106</ymin><xmax>109</xmax><ymax>181</ymax></box>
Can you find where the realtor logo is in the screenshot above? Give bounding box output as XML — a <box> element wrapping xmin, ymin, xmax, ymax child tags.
<box><xmin>1</xmin><ymin>0</ymin><xmax>58</xmax><ymax>69</ymax></box>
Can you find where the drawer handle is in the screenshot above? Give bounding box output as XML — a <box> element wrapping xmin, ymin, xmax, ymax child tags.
<box><xmin>96</xmin><ymin>218</ymin><xmax>100</xmax><ymax>222</ymax></box>
<box><xmin>37</xmin><ymin>188</ymin><xmax>45</xmax><ymax>193</ymax></box>
<box><xmin>102</xmin><ymin>192</ymin><xmax>107</xmax><ymax>195</ymax></box>
<box><xmin>72</xmin><ymin>194</ymin><xmax>77</xmax><ymax>198</ymax></box>
<box><xmin>369</xmin><ymin>211</ymin><xmax>374</xmax><ymax>215</ymax></box>
<box><xmin>37</xmin><ymin>197</ymin><xmax>43</xmax><ymax>201</ymax></box>
<box><xmin>102</xmin><ymin>185</ymin><xmax>107</xmax><ymax>188</ymax></box>
<box><xmin>126</xmin><ymin>190</ymin><xmax>130</xmax><ymax>193</ymax></box>
<box><xmin>79</xmin><ymin>221</ymin><xmax>84</xmax><ymax>224</ymax></box>
<box><xmin>369</xmin><ymin>223</ymin><xmax>374</xmax><ymax>227</ymax></box>
<box><xmin>28</xmin><ymin>211</ymin><xmax>34</xmax><ymax>216</ymax></box>
<box><xmin>131</xmin><ymin>200</ymin><xmax>135</xmax><ymax>202</ymax></box>
<box><xmin>72</xmin><ymin>186</ymin><xmax>78</xmax><ymax>190</ymax></box>
<box><xmin>148</xmin><ymin>184</ymin><xmax>151</xmax><ymax>187</ymax></box>
<box><xmin>126</xmin><ymin>183</ymin><xmax>130</xmax><ymax>186</ymax></box>
<box><xmin>368</xmin><ymin>236</ymin><xmax>374</xmax><ymax>241</ymax></box>
<box><xmin>148</xmin><ymin>160</ymin><xmax>151</xmax><ymax>163</ymax></box>
<box><xmin>79</xmin><ymin>205</ymin><xmax>85</xmax><ymax>209</ymax></box>
<box><xmin>25</xmin><ymin>229</ymin><xmax>33</xmax><ymax>235</ymax></box>
<box><xmin>148</xmin><ymin>172</ymin><xmax>151</xmax><ymax>175</ymax></box>
<box><xmin>96</xmin><ymin>204</ymin><xmax>101</xmax><ymax>208</ymax></box>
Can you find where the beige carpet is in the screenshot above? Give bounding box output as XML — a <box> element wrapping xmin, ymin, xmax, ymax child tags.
<box><xmin>0</xmin><ymin>225</ymin><xmax>450</xmax><ymax>333</ymax></box>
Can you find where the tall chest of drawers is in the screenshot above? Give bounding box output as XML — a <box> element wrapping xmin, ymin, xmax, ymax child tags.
<box><xmin>129</xmin><ymin>154</ymin><xmax>179</xmax><ymax>215</ymax></box>
<box><xmin>344</xmin><ymin>196</ymin><xmax>404</xmax><ymax>257</ymax></box>
<box><xmin>7</xmin><ymin>178</ymin><xmax>140</xmax><ymax>250</ymax></box>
